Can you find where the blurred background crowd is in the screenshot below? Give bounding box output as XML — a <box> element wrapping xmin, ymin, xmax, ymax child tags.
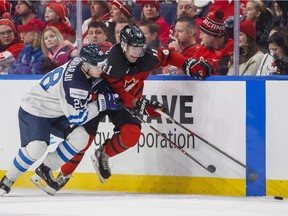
<box><xmin>0</xmin><ymin>0</ymin><xmax>287</xmax><ymax>76</ymax></box>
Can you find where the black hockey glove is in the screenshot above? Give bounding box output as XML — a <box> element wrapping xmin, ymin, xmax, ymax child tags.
<box><xmin>135</xmin><ymin>96</ymin><xmax>165</xmax><ymax>117</ymax></box>
<box><xmin>183</xmin><ymin>58</ymin><xmax>213</xmax><ymax>80</ymax></box>
<box><xmin>97</xmin><ymin>93</ymin><xmax>123</xmax><ymax>112</ymax></box>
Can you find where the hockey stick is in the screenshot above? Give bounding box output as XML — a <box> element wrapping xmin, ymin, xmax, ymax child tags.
<box><xmin>123</xmin><ymin>106</ymin><xmax>216</xmax><ymax>173</ymax></box>
<box><xmin>155</xmin><ymin>109</ymin><xmax>257</xmax><ymax>182</ymax></box>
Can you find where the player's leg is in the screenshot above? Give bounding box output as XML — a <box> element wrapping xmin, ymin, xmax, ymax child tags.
<box><xmin>0</xmin><ymin>108</ymin><xmax>53</xmax><ymax>196</ymax></box>
<box><xmin>91</xmin><ymin>109</ymin><xmax>141</xmax><ymax>182</ymax></box>
<box><xmin>56</xmin><ymin>112</ymin><xmax>106</xmax><ymax>190</ymax></box>
<box><xmin>55</xmin><ymin>134</ymin><xmax>94</xmax><ymax>190</ymax></box>
<box><xmin>33</xmin><ymin>125</ymin><xmax>90</xmax><ymax>191</ymax></box>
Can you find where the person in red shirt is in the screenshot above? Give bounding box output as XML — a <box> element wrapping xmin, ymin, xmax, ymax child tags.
<box><xmin>137</xmin><ymin>0</ymin><xmax>170</xmax><ymax>47</ymax></box>
<box><xmin>166</xmin><ymin>16</ymin><xmax>201</xmax><ymax>75</ymax></box>
<box><xmin>194</xmin><ymin>9</ymin><xmax>234</xmax><ymax>75</ymax></box>
<box><xmin>170</xmin><ymin>0</ymin><xmax>202</xmax><ymax>44</ymax></box>
<box><xmin>44</xmin><ymin>2</ymin><xmax>76</xmax><ymax>43</ymax></box>
<box><xmin>0</xmin><ymin>19</ymin><xmax>24</xmax><ymax>74</ymax></box>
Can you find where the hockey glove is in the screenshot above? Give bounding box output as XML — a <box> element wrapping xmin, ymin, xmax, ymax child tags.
<box><xmin>183</xmin><ymin>58</ymin><xmax>213</xmax><ymax>80</ymax></box>
<box><xmin>97</xmin><ymin>93</ymin><xmax>123</xmax><ymax>112</ymax></box>
<box><xmin>135</xmin><ymin>96</ymin><xmax>165</xmax><ymax>117</ymax></box>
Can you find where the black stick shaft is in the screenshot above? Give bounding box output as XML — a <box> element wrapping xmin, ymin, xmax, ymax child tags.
<box><xmin>124</xmin><ymin>106</ymin><xmax>215</xmax><ymax>173</ymax></box>
<box><xmin>156</xmin><ymin>109</ymin><xmax>255</xmax><ymax>173</ymax></box>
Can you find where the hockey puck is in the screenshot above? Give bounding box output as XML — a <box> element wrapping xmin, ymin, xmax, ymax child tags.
<box><xmin>248</xmin><ymin>172</ymin><xmax>257</xmax><ymax>182</ymax></box>
<box><xmin>274</xmin><ymin>196</ymin><xmax>284</xmax><ymax>200</ymax></box>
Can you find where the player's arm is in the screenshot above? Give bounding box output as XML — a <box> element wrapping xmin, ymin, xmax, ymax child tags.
<box><xmin>156</xmin><ymin>48</ymin><xmax>213</xmax><ymax>80</ymax></box>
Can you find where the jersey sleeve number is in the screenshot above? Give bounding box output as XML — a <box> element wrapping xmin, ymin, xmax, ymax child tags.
<box><xmin>40</xmin><ymin>67</ymin><xmax>63</xmax><ymax>91</ymax></box>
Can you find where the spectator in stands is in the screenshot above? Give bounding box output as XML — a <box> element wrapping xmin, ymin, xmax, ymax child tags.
<box><xmin>44</xmin><ymin>2</ymin><xmax>76</xmax><ymax>43</ymax></box>
<box><xmin>166</xmin><ymin>16</ymin><xmax>201</xmax><ymax>75</ymax></box>
<box><xmin>114</xmin><ymin>18</ymin><xmax>134</xmax><ymax>44</ymax></box>
<box><xmin>171</xmin><ymin>0</ymin><xmax>201</xmax><ymax>43</ymax></box>
<box><xmin>177</xmin><ymin>0</ymin><xmax>198</xmax><ymax>18</ymax></box>
<box><xmin>70</xmin><ymin>20</ymin><xmax>113</xmax><ymax>58</ymax></box>
<box><xmin>137</xmin><ymin>0</ymin><xmax>170</xmax><ymax>46</ymax></box>
<box><xmin>81</xmin><ymin>1</ymin><xmax>111</xmax><ymax>44</ymax></box>
<box><xmin>139</xmin><ymin>19</ymin><xmax>162</xmax><ymax>49</ymax></box>
<box><xmin>242</xmin><ymin>0</ymin><xmax>274</xmax><ymax>52</ymax></box>
<box><xmin>169</xmin><ymin>16</ymin><xmax>200</xmax><ymax>57</ymax></box>
<box><xmin>86</xmin><ymin>21</ymin><xmax>112</xmax><ymax>51</ymax></box>
<box><xmin>227</xmin><ymin>20</ymin><xmax>264</xmax><ymax>75</ymax></box>
<box><xmin>40</xmin><ymin>26</ymin><xmax>75</xmax><ymax>73</ymax></box>
<box><xmin>270</xmin><ymin>0</ymin><xmax>288</xmax><ymax>28</ymax></box>
<box><xmin>257</xmin><ymin>30</ymin><xmax>288</xmax><ymax>75</ymax></box>
<box><xmin>269</xmin><ymin>26</ymin><xmax>288</xmax><ymax>38</ymax></box>
<box><xmin>14</xmin><ymin>0</ymin><xmax>39</xmax><ymax>25</ymax></box>
<box><xmin>107</xmin><ymin>0</ymin><xmax>134</xmax><ymax>44</ymax></box>
<box><xmin>194</xmin><ymin>9</ymin><xmax>233</xmax><ymax>75</ymax></box>
<box><xmin>0</xmin><ymin>19</ymin><xmax>24</xmax><ymax>74</ymax></box>
<box><xmin>8</xmin><ymin>18</ymin><xmax>46</xmax><ymax>75</ymax></box>
<box><xmin>139</xmin><ymin>19</ymin><xmax>163</xmax><ymax>75</ymax></box>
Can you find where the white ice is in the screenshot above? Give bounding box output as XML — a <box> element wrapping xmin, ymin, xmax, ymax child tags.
<box><xmin>0</xmin><ymin>189</ymin><xmax>287</xmax><ymax>216</ymax></box>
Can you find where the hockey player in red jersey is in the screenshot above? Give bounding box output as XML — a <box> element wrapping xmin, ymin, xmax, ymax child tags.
<box><xmin>56</xmin><ymin>25</ymin><xmax>213</xmax><ymax>188</ymax></box>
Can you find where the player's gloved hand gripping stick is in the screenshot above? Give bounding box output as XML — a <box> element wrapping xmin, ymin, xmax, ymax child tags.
<box><xmin>135</xmin><ymin>96</ymin><xmax>166</xmax><ymax>117</ymax></box>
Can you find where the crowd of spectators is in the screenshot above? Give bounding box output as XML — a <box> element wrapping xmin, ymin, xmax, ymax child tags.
<box><xmin>0</xmin><ymin>0</ymin><xmax>287</xmax><ymax>76</ymax></box>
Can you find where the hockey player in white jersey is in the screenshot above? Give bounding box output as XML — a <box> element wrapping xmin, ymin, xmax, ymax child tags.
<box><xmin>0</xmin><ymin>44</ymin><xmax>121</xmax><ymax>196</ymax></box>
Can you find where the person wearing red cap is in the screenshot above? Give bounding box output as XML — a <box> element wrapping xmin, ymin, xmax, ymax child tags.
<box><xmin>227</xmin><ymin>20</ymin><xmax>264</xmax><ymax>75</ymax></box>
<box><xmin>137</xmin><ymin>0</ymin><xmax>170</xmax><ymax>47</ymax></box>
<box><xmin>107</xmin><ymin>0</ymin><xmax>135</xmax><ymax>44</ymax></box>
<box><xmin>193</xmin><ymin>9</ymin><xmax>234</xmax><ymax>75</ymax></box>
<box><xmin>44</xmin><ymin>2</ymin><xmax>76</xmax><ymax>43</ymax></box>
<box><xmin>8</xmin><ymin>18</ymin><xmax>46</xmax><ymax>75</ymax></box>
<box><xmin>0</xmin><ymin>18</ymin><xmax>24</xmax><ymax>74</ymax></box>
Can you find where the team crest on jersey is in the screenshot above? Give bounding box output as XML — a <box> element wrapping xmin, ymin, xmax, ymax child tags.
<box><xmin>70</xmin><ymin>88</ymin><xmax>88</xmax><ymax>99</ymax></box>
<box><xmin>124</xmin><ymin>78</ymin><xmax>139</xmax><ymax>92</ymax></box>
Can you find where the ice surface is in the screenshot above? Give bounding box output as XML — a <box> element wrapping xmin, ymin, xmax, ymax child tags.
<box><xmin>0</xmin><ymin>189</ymin><xmax>287</xmax><ymax>216</ymax></box>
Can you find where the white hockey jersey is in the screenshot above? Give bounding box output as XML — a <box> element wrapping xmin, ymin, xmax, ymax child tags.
<box><xmin>21</xmin><ymin>57</ymin><xmax>101</xmax><ymax>126</ymax></box>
